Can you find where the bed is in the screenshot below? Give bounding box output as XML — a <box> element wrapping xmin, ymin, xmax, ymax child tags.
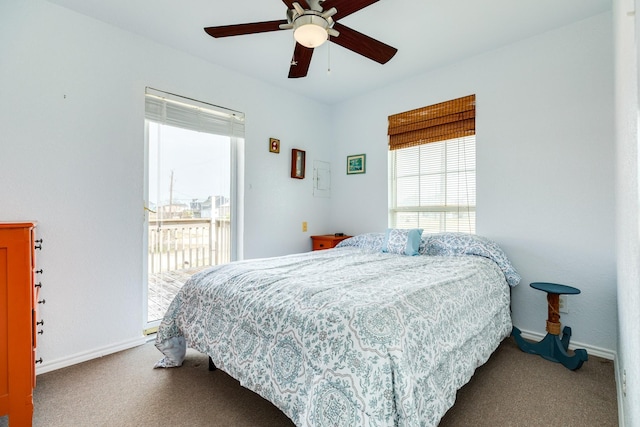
<box><xmin>154</xmin><ymin>231</ymin><xmax>521</xmax><ymax>426</ymax></box>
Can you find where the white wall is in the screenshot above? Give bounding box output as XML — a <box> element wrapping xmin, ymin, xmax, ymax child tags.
<box><xmin>614</xmin><ymin>0</ymin><xmax>640</xmax><ymax>424</ymax></box>
<box><xmin>0</xmin><ymin>0</ymin><xmax>332</xmax><ymax>370</ymax></box>
<box><xmin>330</xmin><ymin>13</ymin><xmax>617</xmax><ymax>354</ymax></box>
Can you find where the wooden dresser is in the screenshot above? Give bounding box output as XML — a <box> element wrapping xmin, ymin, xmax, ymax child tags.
<box><xmin>0</xmin><ymin>222</ymin><xmax>39</xmax><ymax>426</ymax></box>
<box><xmin>310</xmin><ymin>234</ymin><xmax>352</xmax><ymax>251</ymax></box>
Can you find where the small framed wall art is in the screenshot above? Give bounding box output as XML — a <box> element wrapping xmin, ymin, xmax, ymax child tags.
<box><xmin>346</xmin><ymin>153</ymin><xmax>366</xmax><ymax>175</ymax></box>
<box><xmin>291</xmin><ymin>149</ymin><xmax>306</xmax><ymax>179</ymax></box>
<box><xmin>269</xmin><ymin>138</ymin><xmax>280</xmax><ymax>153</ymax></box>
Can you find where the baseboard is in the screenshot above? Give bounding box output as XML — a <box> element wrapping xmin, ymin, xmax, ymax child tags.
<box><xmin>516</xmin><ymin>328</ymin><xmax>617</xmax><ymax>361</ymax></box>
<box><xmin>35</xmin><ymin>336</ymin><xmax>147</xmax><ymax>375</ymax></box>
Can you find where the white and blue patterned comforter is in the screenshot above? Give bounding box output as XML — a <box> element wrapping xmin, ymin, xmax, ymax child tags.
<box><xmin>155</xmin><ymin>246</ymin><xmax>513</xmax><ymax>426</ymax></box>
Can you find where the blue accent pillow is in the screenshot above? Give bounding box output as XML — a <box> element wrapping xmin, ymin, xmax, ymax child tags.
<box><xmin>382</xmin><ymin>228</ymin><xmax>423</xmax><ymax>256</ymax></box>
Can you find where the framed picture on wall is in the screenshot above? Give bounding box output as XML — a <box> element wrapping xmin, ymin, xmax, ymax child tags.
<box><xmin>347</xmin><ymin>154</ymin><xmax>366</xmax><ymax>174</ymax></box>
<box><xmin>291</xmin><ymin>149</ymin><xmax>305</xmax><ymax>179</ymax></box>
<box><xmin>269</xmin><ymin>137</ymin><xmax>280</xmax><ymax>153</ymax></box>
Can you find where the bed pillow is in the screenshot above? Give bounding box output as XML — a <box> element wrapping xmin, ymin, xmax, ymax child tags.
<box><xmin>420</xmin><ymin>232</ymin><xmax>521</xmax><ymax>287</ymax></box>
<box><xmin>335</xmin><ymin>232</ymin><xmax>386</xmax><ymax>251</ymax></box>
<box><xmin>381</xmin><ymin>228</ymin><xmax>423</xmax><ymax>256</ymax></box>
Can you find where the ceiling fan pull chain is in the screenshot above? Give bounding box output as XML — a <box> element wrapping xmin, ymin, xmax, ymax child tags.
<box><xmin>327</xmin><ymin>37</ymin><xmax>331</xmax><ymax>74</ymax></box>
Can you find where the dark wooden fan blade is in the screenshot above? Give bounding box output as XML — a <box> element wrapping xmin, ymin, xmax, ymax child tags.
<box><xmin>330</xmin><ymin>22</ymin><xmax>397</xmax><ymax>64</ymax></box>
<box><xmin>321</xmin><ymin>0</ymin><xmax>379</xmax><ymax>20</ymax></box>
<box><xmin>282</xmin><ymin>0</ymin><xmax>310</xmax><ymax>9</ymax></box>
<box><xmin>204</xmin><ymin>20</ymin><xmax>288</xmax><ymax>38</ymax></box>
<box><xmin>288</xmin><ymin>43</ymin><xmax>314</xmax><ymax>78</ymax></box>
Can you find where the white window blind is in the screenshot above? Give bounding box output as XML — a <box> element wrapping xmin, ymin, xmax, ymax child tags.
<box><xmin>389</xmin><ymin>136</ymin><xmax>476</xmax><ymax>233</ymax></box>
<box><xmin>144</xmin><ymin>87</ymin><xmax>244</xmax><ymax>138</ymax></box>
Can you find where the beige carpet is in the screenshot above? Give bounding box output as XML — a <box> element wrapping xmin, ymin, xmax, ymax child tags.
<box><xmin>31</xmin><ymin>337</ymin><xmax>618</xmax><ymax>426</ymax></box>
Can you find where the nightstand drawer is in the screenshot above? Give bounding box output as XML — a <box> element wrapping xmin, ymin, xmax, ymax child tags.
<box><xmin>310</xmin><ymin>235</ymin><xmax>351</xmax><ymax>251</ymax></box>
<box><xmin>312</xmin><ymin>240</ymin><xmax>331</xmax><ymax>250</ymax></box>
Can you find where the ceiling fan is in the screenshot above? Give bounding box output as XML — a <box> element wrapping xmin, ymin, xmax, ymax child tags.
<box><xmin>204</xmin><ymin>0</ymin><xmax>397</xmax><ymax>78</ymax></box>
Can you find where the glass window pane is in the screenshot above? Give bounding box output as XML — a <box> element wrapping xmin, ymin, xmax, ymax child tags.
<box><xmin>396</xmin><ymin>176</ymin><xmax>419</xmax><ymax>207</ymax></box>
<box><xmin>420</xmin><ymin>142</ymin><xmax>445</xmax><ymax>174</ymax></box>
<box><xmin>395</xmin><ymin>211</ymin><xmax>420</xmax><ymax>229</ymax></box>
<box><xmin>444</xmin><ymin>211</ymin><xmax>476</xmax><ymax>233</ymax></box>
<box><xmin>396</xmin><ymin>147</ymin><xmax>420</xmax><ymax>178</ymax></box>
<box><xmin>147</xmin><ymin>121</ymin><xmax>232</xmax><ymax>324</ymax></box>
<box><xmin>390</xmin><ymin>134</ymin><xmax>476</xmax><ymax>232</ymax></box>
<box><xmin>418</xmin><ymin>212</ymin><xmax>445</xmax><ymax>234</ymax></box>
<box><xmin>420</xmin><ymin>174</ymin><xmax>444</xmax><ymax>206</ymax></box>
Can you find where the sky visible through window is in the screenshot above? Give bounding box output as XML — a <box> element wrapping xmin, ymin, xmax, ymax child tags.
<box><xmin>148</xmin><ymin>122</ymin><xmax>230</xmax><ymax>212</ymax></box>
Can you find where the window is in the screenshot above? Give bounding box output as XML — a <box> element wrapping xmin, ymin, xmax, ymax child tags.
<box><xmin>388</xmin><ymin>95</ymin><xmax>476</xmax><ymax>233</ymax></box>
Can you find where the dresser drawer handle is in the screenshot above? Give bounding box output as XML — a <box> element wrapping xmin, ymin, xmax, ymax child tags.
<box><xmin>35</xmin><ymin>282</ymin><xmax>42</xmax><ymax>288</ymax></box>
<box><xmin>35</xmin><ymin>358</ymin><xmax>43</xmax><ymax>365</ymax></box>
<box><xmin>38</xmin><ymin>299</ymin><xmax>46</xmax><ymax>305</ymax></box>
<box><xmin>34</xmin><ymin>239</ymin><xmax>43</xmax><ymax>250</ymax></box>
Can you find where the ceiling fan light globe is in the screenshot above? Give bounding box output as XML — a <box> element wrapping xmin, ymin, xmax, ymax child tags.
<box><xmin>293</xmin><ymin>15</ymin><xmax>329</xmax><ymax>48</ymax></box>
<box><xmin>294</xmin><ymin>25</ymin><xmax>327</xmax><ymax>48</ymax></box>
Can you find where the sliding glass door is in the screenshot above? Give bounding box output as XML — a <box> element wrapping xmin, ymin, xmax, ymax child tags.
<box><xmin>144</xmin><ymin>88</ymin><xmax>243</xmax><ymax>329</ymax></box>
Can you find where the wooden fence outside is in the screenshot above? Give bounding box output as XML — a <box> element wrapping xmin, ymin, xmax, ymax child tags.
<box><xmin>148</xmin><ymin>218</ymin><xmax>230</xmax><ymax>274</ymax></box>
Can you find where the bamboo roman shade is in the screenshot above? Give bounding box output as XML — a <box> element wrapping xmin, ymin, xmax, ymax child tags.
<box><xmin>388</xmin><ymin>94</ymin><xmax>475</xmax><ymax>151</ymax></box>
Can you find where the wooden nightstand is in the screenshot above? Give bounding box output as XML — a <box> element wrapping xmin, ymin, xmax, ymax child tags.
<box><xmin>310</xmin><ymin>234</ymin><xmax>352</xmax><ymax>251</ymax></box>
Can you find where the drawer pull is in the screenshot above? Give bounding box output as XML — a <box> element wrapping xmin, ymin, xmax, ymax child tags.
<box><xmin>36</xmin><ymin>269</ymin><xmax>43</xmax><ymax>274</ymax></box>
<box><xmin>35</xmin><ymin>282</ymin><xmax>42</xmax><ymax>288</ymax></box>
<box><xmin>34</xmin><ymin>239</ymin><xmax>43</xmax><ymax>250</ymax></box>
<box><xmin>37</xmin><ymin>330</ymin><xmax>44</xmax><ymax>335</ymax></box>
<box><xmin>38</xmin><ymin>299</ymin><xmax>46</xmax><ymax>305</ymax></box>
<box><xmin>319</xmin><ymin>244</ymin><xmax>325</xmax><ymax>247</ymax></box>
<box><xmin>37</xmin><ymin>320</ymin><xmax>44</xmax><ymax>326</ymax></box>
<box><xmin>35</xmin><ymin>358</ymin><xmax>43</xmax><ymax>365</ymax></box>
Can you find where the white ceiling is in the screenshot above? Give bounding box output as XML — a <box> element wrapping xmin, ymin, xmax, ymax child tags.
<box><xmin>46</xmin><ymin>0</ymin><xmax>611</xmax><ymax>105</ymax></box>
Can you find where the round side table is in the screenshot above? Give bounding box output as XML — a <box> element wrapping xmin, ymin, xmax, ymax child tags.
<box><xmin>512</xmin><ymin>282</ymin><xmax>588</xmax><ymax>370</ymax></box>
